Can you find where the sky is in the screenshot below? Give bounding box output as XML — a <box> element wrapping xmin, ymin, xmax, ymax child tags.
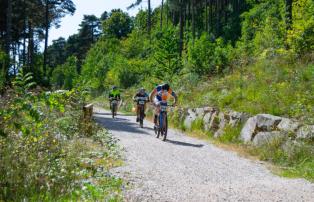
<box><xmin>49</xmin><ymin>0</ymin><xmax>161</xmax><ymax>45</ymax></box>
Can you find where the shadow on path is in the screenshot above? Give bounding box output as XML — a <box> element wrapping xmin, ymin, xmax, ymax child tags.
<box><xmin>166</xmin><ymin>139</ymin><xmax>204</xmax><ymax>148</ymax></box>
<box><xmin>93</xmin><ymin>114</ymin><xmax>152</xmax><ymax>136</ymax></box>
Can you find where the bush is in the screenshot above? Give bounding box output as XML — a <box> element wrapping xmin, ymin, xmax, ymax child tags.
<box><xmin>188</xmin><ymin>34</ymin><xmax>234</xmax><ymax>76</ymax></box>
<box><xmin>0</xmin><ymin>72</ymin><xmax>122</xmax><ymax>200</ymax></box>
<box><xmin>51</xmin><ymin>56</ymin><xmax>79</xmax><ymax>89</ymax></box>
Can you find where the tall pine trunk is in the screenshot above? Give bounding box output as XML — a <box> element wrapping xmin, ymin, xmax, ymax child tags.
<box><xmin>147</xmin><ymin>0</ymin><xmax>151</xmax><ymax>35</ymax></box>
<box><xmin>192</xmin><ymin>0</ymin><xmax>195</xmax><ymax>41</ymax></box>
<box><xmin>179</xmin><ymin>0</ymin><xmax>184</xmax><ymax>56</ymax></box>
<box><xmin>43</xmin><ymin>0</ymin><xmax>49</xmax><ymax>79</ymax></box>
<box><xmin>160</xmin><ymin>0</ymin><xmax>164</xmax><ymax>29</ymax></box>
<box><xmin>285</xmin><ymin>0</ymin><xmax>292</xmax><ymax>30</ymax></box>
<box><xmin>28</xmin><ymin>22</ymin><xmax>34</xmax><ymax>75</ymax></box>
<box><xmin>5</xmin><ymin>0</ymin><xmax>12</xmax><ymax>80</ymax></box>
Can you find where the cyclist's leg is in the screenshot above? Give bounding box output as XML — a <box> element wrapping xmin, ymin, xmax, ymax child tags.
<box><xmin>136</xmin><ymin>104</ymin><xmax>140</xmax><ymax>122</ymax></box>
<box><xmin>153</xmin><ymin>97</ymin><xmax>161</xmax><ymax>125</ymax></box>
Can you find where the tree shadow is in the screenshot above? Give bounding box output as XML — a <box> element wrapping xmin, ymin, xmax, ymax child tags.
<box><xmin>93</xmin><ymin>114</ymin><xmax>152</xmax><ymax>135</ymax></box>
<box><xmin>165</xmin><ymin>139</ymin><xmax>204</xmax><ymax>148</ymax></box>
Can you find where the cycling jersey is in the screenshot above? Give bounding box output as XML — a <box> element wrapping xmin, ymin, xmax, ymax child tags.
<box><xmin>109</xmin><ymin>89</ymin><xmax>120</xmax><ymax>100</ymax></box>
<box><xmin>153</xmin><ymin>85</ymin><xmax>176</xmax><ymax>102</ymax></box>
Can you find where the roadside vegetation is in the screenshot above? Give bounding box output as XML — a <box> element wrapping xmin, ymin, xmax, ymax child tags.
<box><xmin>0</xmin><ymin>72</ymin><xmax>122</xmax><ymax>201</ymax></box>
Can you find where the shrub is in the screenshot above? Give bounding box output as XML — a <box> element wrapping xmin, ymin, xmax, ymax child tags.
<box><xmin>188</xmin><ymin>34</ymin><xmax>234</xmax><ymax>76</ymax></box>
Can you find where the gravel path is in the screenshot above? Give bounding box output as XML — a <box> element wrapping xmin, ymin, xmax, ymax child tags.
<box><xmin>94</xmin><ymin>108</ymin><xmax>314</xmax><ymax>202</ymax></box>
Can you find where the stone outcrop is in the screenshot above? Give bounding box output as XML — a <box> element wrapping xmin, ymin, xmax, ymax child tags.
<box><xmin>296</xmin><ymin>125</ymin><xmax>314</xmax><ymax>140</ymax></box>
<box><xmin>240</xmin><ymin>114</ymin><xmax>282</xmax><ymax>143</ymax></box>
<box><xmin>167</xmin><ymin>106</ymin><xmax>312</xmax><ymax>146</ymax></box>
<box><xmin>253</xmin><ymin>131</ymin><xmax>284</xmax><ymax>146</ymax></box>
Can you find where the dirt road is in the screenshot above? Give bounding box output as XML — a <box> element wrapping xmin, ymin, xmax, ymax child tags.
<box><xmin>94</xmin><ymin>108</ymin><xmax>314</xmax><ymax>202</ymax></box>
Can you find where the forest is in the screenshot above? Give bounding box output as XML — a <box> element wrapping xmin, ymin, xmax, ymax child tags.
<box><xmin>0</xmin><ymin>0</ymin><xmax>314</xmax><ymax>200</ymax></box>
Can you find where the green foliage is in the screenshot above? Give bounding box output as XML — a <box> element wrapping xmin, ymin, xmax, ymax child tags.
<box><xmin>51</xmin><ymin>56</ymin><xmax>79</xmax><ymax>89</ymax></box>
<box><xmin>0</xmin><ymin>50</ymin><xmax>7</xmax><ymax>92</ymax></box>
<box><xmin>191</xmin><ymin>118</ymin><xmax>204</xmax><ymax>132</ymax></box>
<box><xmin>251</xmin><ymin>138</ymin><xmax>314</xmax><ymax>181</ymax></box>
<box><xmin>81</xmin><ymin>38</ymin><xmax>120</xmax><ymax>93</ymax></box>
<box><xmin>188</xmin><ymin>34</ymin><xmax>234</xmax><ymax>75</ymax></box>
<box><xmin>0</xmin><ymin>76</ymin><xmax>122</xmax><ymax>200</ymax></box>
<box><xmin>287</xmin><ymin>0</ymin><xmax>314</xmax><ymax>54</ymax></box>
<box><xmin>217</xmin><ymin>125</ymin><xmax>242</xmax><ymax>143</ymax></box>
<box><xmin>153</xmin><ymin>27</ymin><xmax>182</xmax><ymax>81</ymax></box>
<box><xmin>240</xmin><ymin>0</ymin><xmax>286</xmax><ymax>56</ymax></box>
<box><xmin>178</xmin><ymin>57</ymin><xmax>314</xmax><ymax>124</ymax></box>
<box><xmin>103</xmin><ymin>9</ymin><xmax>133</xmax><ymax>39</ymax></box>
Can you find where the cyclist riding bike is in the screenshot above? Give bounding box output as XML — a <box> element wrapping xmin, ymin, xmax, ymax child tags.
<box><xmin>149</xmin><ymin>83</ymin><xmax>177</xmax><ymax>128</ymax></box>
<box><xmin>109</xmin><ymin>85</ymin><xmax>121</xmax><ymax>111</ymax></box>
<box><xmin>133</xmin><ymin>87</ymin><xmax>149</xmax><ymax>122</ymax></box>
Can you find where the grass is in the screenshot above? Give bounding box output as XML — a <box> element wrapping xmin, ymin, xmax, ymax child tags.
<box><xmin>173</xmin><ymin>56</ymin><xmax>314</xmax><ymax>124</ymax></box>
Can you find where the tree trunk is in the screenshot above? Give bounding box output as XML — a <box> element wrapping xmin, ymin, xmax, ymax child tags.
<box><xmin>205</xmin><ymin>0</ymin><xmax>208</xmax><ymax>33</ymax></box>
<box><xmin>216</xmin><ymin>0</ymin><xmax>220</xmax><ymax>37</ymax></box>
<box><xmin>28</xmin><ymin>22</ymin><xmax>34</xmax><ymax>75</ymax></box>
<box><xmin>192</xmin><ymin>0</ymin><xmax>195</xmax><ymax>41</ymax></box>
<box><xmin>179</xmin><ymin>0</ymin><xmax>184</xmax><ymax>56</ymax></box>
<box><xmin>147</xmin><ymin>0</ymin><xmax>151</xmax><ymax>35</ymax></box>
<box><xmin>160</xmin><ymin>0</ymin><xmax>164</xmax><ymax>29</ymax></box>
<box><xmin>285</xmin><ymin>0</ymin><xmax>292</xmax><ymax>30</ymax></box>
<box><xmin>43</xmin><ymin>0</ymin><xmax>49</xmax><ymax>78</ymax></box>
<box><xmin>4</xmin><ymin>0</ymin><xmax>12</xmax><ymax>80</ymax></box>
<box><xmin>166</xmin><ymin>0</ymin><xmax>169</xmax><ymax>27</ymax></box>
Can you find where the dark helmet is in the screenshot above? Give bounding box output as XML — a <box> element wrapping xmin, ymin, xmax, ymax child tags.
<box><xmin>162</xmin><ymin>83</ymin><xmax>170</xmax><ymax>91</ymax></box>
<box><xmin>139</xmin><ymin>87</ymin><xmax>145</xmax><ymax>94</ymax></box>
<box><xmin>112</xmin><ymin>85</ymin><xmax>117</xmax><ymax>90</ymax></box>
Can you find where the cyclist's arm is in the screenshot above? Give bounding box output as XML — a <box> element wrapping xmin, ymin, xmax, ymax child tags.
<box><xmin>133</xmin><ymin>93</ymin><xmax>138</xmax><ymax>101</ymax></box>
<box><xmin>149</xmin><ymin>89</ymin><xmax>156</xmax><ymax>103</ymax></box>
<box><xmin>171</xmin><ymin>91</ymin><xmax>178</xmax><ymax>106</ymax></box>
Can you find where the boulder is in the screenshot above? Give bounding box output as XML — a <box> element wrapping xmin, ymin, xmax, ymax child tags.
<box><xmin>277</xmin><ymin>118</ymin><xmax>300</xmax><ymax>133</ymax></box>
<box><xmin>253</xmin><ymin>131</ymin><xmax>284</xmax><ymax>146</ymax></box>
<box><xmin>208</xmin><ymin>111</ymin><xmax>220</xmax><ymax>132</ymax></box>
<box><xmin>183</xmin><ymin>109</ymin><xmax>196</xmax><ymax>130</ymax></box>
<box><xmin>296</xmin><ymin>125</ymin><xmax>314</xmax><ymax>140</ymax></box>
<box><xmin>203</xmin><ymin>112</ymin><xmax>214</xmax><ymax>131</ymax></box>
<box><xmin>240</xmin><ymin>116</ymin><xmax>258</xmax><ymax>142</ymax></box>
<box><xmin>240</xmin><ymin>114</ymin><xmax>282</xmax><ymax>143</ymax></box>
<box><xmin>255</xmin><ymin>114</ymin><xmax>282</xmax><ymax>131</ymax></box>
<box><xmin>214</xmin><ymin>112</ymin><xmax>230</xmax><ymax>138</ymax></box>
<box><xmin>228</xmin><ymin>110</ymin><xmax>249</xmax><ymax>127</ymax></box>
<box><xmin>195</xmin><ymin>108</ymin><xmax>206</xmax><ymax>118</ymax></box>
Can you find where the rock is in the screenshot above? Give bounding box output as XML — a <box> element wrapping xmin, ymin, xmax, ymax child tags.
<box><xmin>214</xmin><ymin>112</ymin><xmax>230</xmax><ymax>138</ymax></box>
<box><xmin>255</xmin><ymin>114</ymin><xmax>282</xmax><ymax>131</ymax></box>
<box><xmin>240</xmin><ymin>116</ymin><xmax>258</xmax><ymax>142</ymax></box>
<box><xmin>296</xmin><ymin>125</ymin><xmax>314</xmax><ymax>140</ymax></box>
<box><xmin>195</xmin><ymin>108</ymin><xmax>206</xmax><ymax>118</ymax></box>
<box><xmin>277</xmin><ymin>118</ymin><xmax>300</xmax><ymax>133</ymax></box>
<box><xmin>183</xmin><ymin>109</ymin><xmax>197</xmax><ymax>130</ymax></box>
<box><xmin>228</xmin><ymin>111</ymin><xmax>249</xmax><ymax>127</ymax></box>
<box><xmin>253</xmin><ymin>131</ymin><xmax>284</xmax><ymax>146</ymax></box>
<box><xmin>240</xmin><ymin>114</ymin><xmax>283</xmax><ymax>143</ymax></box>
<box><xmin>203</xmin><ymin>112</ymin><xmax>214</xmax><ymax>131</ymax></box>
<box><xmin>208</xmin><ymin>111</ymin><xmax>220</xmax><ymax>132</ymax></box>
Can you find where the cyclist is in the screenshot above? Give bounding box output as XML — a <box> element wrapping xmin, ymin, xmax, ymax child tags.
<box><xmin>109</xmin><ymin>86</ymin><xmax>121</xmax><ymax>114</ymax></box>
<box><xmin>149</xmin><ymin>83</ymin><xmax>177</xmax><ymax>128</ymax></box>
<box><xmin>133</xmin><ymin>87</ymin><xmax>149</xmax><ymax>122</ymax></box>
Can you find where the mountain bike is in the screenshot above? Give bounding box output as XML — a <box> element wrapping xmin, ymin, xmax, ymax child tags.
<box><xmin>110</xmin><ymin>99</ymin><xmax>118</xmax><ymax>118</ymax></box>
<box><xmin>155</xmin><ymin>101</ymin><xmax>168</xmax><ymax>141</ymax></box>
<box><xmin>136</xmin><ymin>97</ymin><xmax>148</xmax><ymax>128</ymax></box>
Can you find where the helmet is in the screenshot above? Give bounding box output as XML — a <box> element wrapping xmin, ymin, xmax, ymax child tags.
<box><xmin>161</xmin><ymin>83</ymin><xmax>170</xmax><ymax>91</ymax></box>
<box><xmin>139</xmin><ymin>87</ymin><xmax>145</xmax><ymax>94</ymax></box>
<box><xmin>112</xmin><ymin>85</ymin><xmax>117</xmax><ymax>90</ymax></box>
